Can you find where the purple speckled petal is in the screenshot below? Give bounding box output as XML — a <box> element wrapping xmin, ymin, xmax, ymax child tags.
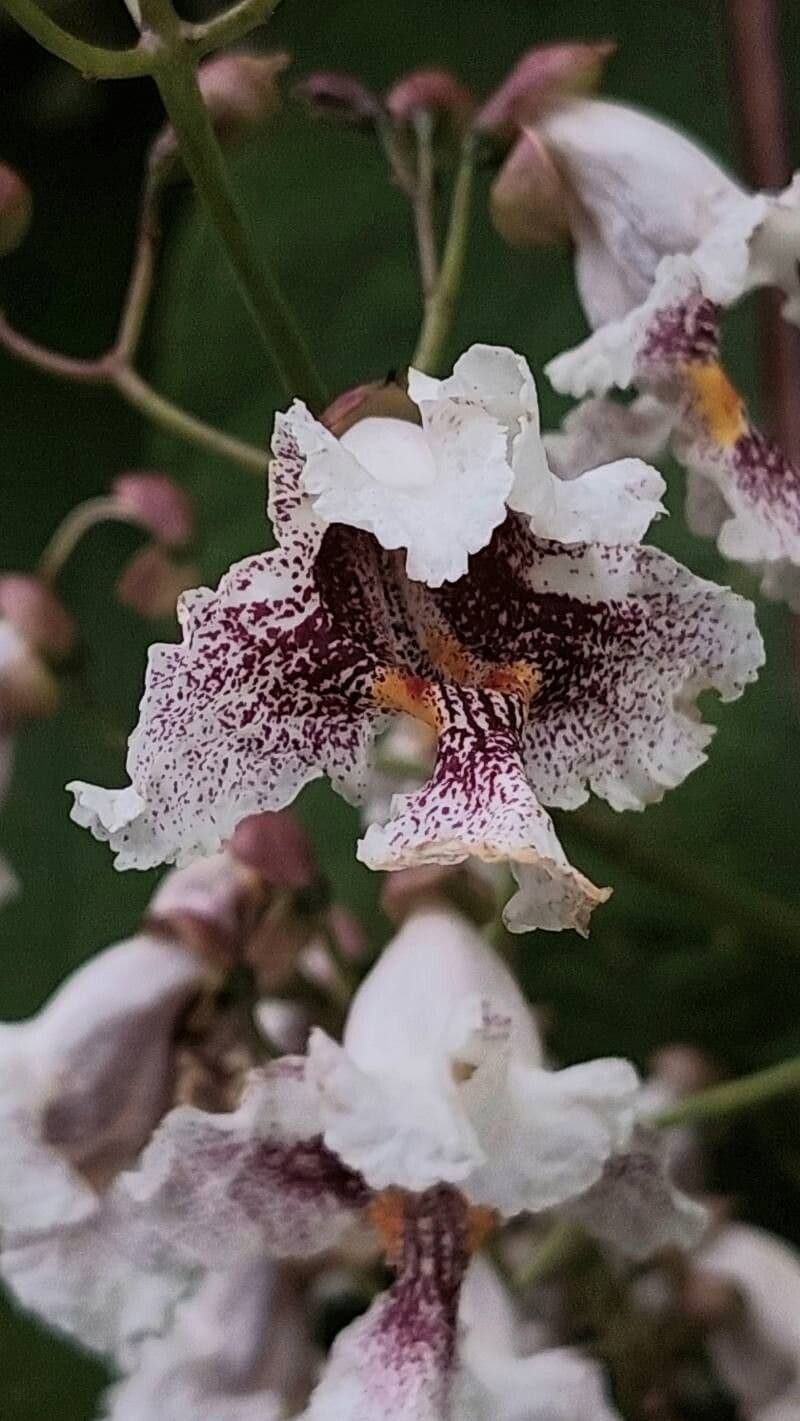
<box><xmin>69</xmin><ymin>411</ymin><xmax>393</xmax><ymax>870</ymax></box>
<box><xmin>116</xmin><ymin>1059</ymin><xmax>368</xmax><ymax>1270</ymax></box>
<box><xmin>427</xmin><ymin>517</ymin><xmax>763</xmax><ymax>815</ymax></box>
<box><xmin>359</xmin><ymin>682</ymin><xmax>608</xmax><ymax>935</ymax></box>
<box><xmin>302</xmin><ymin>1186</ymin><xmax>470</xmax><ymax>1421</ymax></box>
<box><xmin>548</xmin><ymin>255</ymin><xmax>800</xmax><ymax>607</ymax></box>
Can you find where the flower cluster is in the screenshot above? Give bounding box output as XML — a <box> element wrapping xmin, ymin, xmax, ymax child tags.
<box><xmin>3</xmin><ymin>18</ymin><xmax>800</xmax><ymax>1421</ymax></box>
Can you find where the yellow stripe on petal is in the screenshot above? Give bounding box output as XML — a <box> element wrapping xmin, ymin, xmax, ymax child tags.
<box><xmin>373</xmin><ymin>669</ymin><xmax>442</xmax><ymax>731</ymax></box>
<box><xmin>684</xmin><ymin>362</ymin><xmax>747</xmax><ymax>447</ymax></box>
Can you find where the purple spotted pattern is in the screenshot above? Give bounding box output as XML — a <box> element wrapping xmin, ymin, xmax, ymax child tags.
<box><xmin>103</xmin><ymin>409</ymin><xmax>762</xmax><ymax>897</ymax></box>
<box><xmin>115</xmin><ymin>1058</ymin><xmax>369</xmax><ymax>1270</ymax></box>
<box><xmin>636</xmin><ymin>282</ymin><xmax>800</xmax><ymax>574</ymax></box>
<box><xmin>306</xmin><ymin>1185</ymin><xmax>471</xmax><ymax>1420</ymax></box>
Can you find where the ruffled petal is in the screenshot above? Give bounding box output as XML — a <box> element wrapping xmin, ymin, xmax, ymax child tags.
<box><xmin>1</xmin><ymin>1195</ymin><xmax>193</xmax><ymax>1366</ymax></box>
<box><xmin>69</xmin><ymin>408</ymin><xmax>391</xmax><ymax>869</ymax></box>
<box><xmin>117</xmin><ymin>1060</ymin><xmax>368</xmax><ymax>1270</ymax></box>
<box><xmin>563</xmin><ymin>1125</ymin><xmax>707</xmax><ymax>1259</ymax></box>
<box><xmin>458</xmin><ymin>1255</ymin><xmax>623</xmax><ymax>1420</ymax></box>
<box><xmin>427</xmin><ymin>518</ymin><xmax>763</xmax><ymax>817</ymax></box>
<box><xmin>101</xmin><ymin>1260</ymin><xmax>298</xmax><ymax>1421</ymax></box>
<box><xmin>410</xmin><ymin>344</ymin><xmax>664</xmax><ymax>546</ymax></box>
<box><xmin>534</xmin><ymin>98</ymin><xmax>742</xmax><ymax>326</ymax></box>
<box><xmin>548</xmin><ymin>255</ymin><xmax>800</xmax><ymax>605</ymax></box>
<box><xmin>544</xmin><ymin>395</ymin><xmax>674</xmax><ymax>480</ymax></box>
<box><xmin>358</xmin><ymin>683</ymin><xmax>609</xmax><ymax>935</ymax></box>
<box><xmin>300</xmin><ymin>391</ymin><xmax>514</xmax><ymax>587</ymax></box>
<box><xmin>450</xmin><ymin>999</ymin><xmax>638</xmax><ymax>1216</ymax></box>
<box><xmin>301</xmin><ymin>1187</ymin><xmax>470</xmax><ymax>1421</ymax></box>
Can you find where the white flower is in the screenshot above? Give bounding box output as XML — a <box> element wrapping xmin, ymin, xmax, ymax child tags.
<box><xmin>290</xmin><ymin>344</ymin><xmax>664</xmax><ymax>592</ymax></box>
<box><xmin>456</xmin><ymin>1255</ymin><xmax>623</xmax><ymax>1420</ymax></box>
<box><xmin>547</xmin><ymin>254</ymin><xmax>800</xmax><ymax>606</ymax></box>
<box><xmin>693</xmin><ymin>1223</ymin><xmax>800</xmax><ymax>1420</ymax></box>
<box><xmin>526</xmin><ymin>97</ymin><xmax>800</xmax><ymax>330</ymax></box>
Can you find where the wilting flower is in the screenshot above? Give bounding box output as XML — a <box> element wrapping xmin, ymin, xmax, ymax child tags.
<box><xmin>493</xmin><ymin>97</ymin><xmax>800</xmax><ymax>331</ymax></box>
<box><xmin>687</xmin><ymin>1222</ymin><xmax>800</xmax><ymax>1420</ymax></box>
<box><xmin>69</xmin><ymin>343</ymin><xmax>762</xmax><ymax>934</ymax></box>
<box><xmin>109</xmin><ymin>906</ymin><xmax>701</xmax><ymax>1417</ymax></box>
<box><xmin>548</xmin><ymin>254</ymin><xmax>800</xmax><ymax>607</ymax></box>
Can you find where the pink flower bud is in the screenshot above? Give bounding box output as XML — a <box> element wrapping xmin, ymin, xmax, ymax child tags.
<box><xmin>385</xmin><ymin>69</ymin><xmax>475</xmax><ymax>132</ymax></box>
<box><xmin>490</xmin><ymin>128</ymin><xmax>572</xmax><ymax>248</ymax></box>
<box><xmin>321</xmin><ymin>380</ymin><xmax>419</xmax><ymax>438</ymax></box>
<box><xmin>147</xmin><ymin>854</ymin><xmax>260</xmax><ymax>963</ymax></box>
<box><xmin>0</xmin><ymin>623</ymin><xmax>59</xmax><ymax>723</ymax></box>
<box><xmin>0</xmin><ymin>575</ymin><xmax>76</xmax><ymax>660</ymax></box>
<box><xmin>476</xmin><ymin>40</ymin><xmax>616</xmax><ymax>142</ymax></box>
<box><xmin>150</xmin><ymin>52</ymin><xmax>290</xmax><ymax>175</ymax></box>
<box><xmin>0</xmin><ymin>162</ymin><xmax>32</xmax><ymax>257</ymax></box>
<box><xmin>116</xmin><ymin>545</ymin><xmax>198</xmax><ymax>621</ymax></box>
<box><xmin>648</xmin><ymin>1044</ymin><xmax>725</xmax><ymax>1097</ymax></box>
<box><xmin>111</xmin><ymin>471</ymin><xmax>194</xmax><ymax>547</ymax></box>
<box><xmin>230</xmin><ymin>810</ymin><xmax>318</xmax><ymax>892</ymax></box>
<box><xmin>197</xmin><ymin>50</ymin><xmax>291</xmax><ymax>144</ymax></box>
<box><xmin>294</xmin><ymin>72</ymin><xmax>381</xmax><ymax>128</ymax></box>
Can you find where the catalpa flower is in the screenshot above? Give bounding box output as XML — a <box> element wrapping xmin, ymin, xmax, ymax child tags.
<box><xmin>492</xmin><ymin>97</ymin><xmax>800</xmax><ymax>329</ymax></box>
<box><xmin>689</xmin><ymin>1223</ymin><xmax>800</xmax><ymax>1420</ymax></box>
<box><xmin>456</xmin><ymin>1255</ymin><xmax>623</xmax><ymax>1421</ymax></box>
<box><xmin>69</xmin><ymin>344</ymin><xmax>762</xmax><ymax>934</ymax></box>
<box><xmin>0</xmin><ymin>834</ymin><xmax>305</xmax><ymax>1362</ymax></box>
<box><xmin>548</xmin><ymin>256</ymin><xmax>800</xmax><ymax>607</ymax></box>
<box><xmin>112</xmin><ymin>906</ymin><xmax>702</xmax><ymax>1419</ymax></box>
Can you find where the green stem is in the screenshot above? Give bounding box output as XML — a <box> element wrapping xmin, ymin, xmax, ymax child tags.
<box><xmin>570</xmin><ymin>802</ymin><xmax>800</xmax><ymax>956</ymax></box>
<box><xmin>184</xmin><ymin>0</ymin><xmax>283</xmax><ymax>57</ymax></box>
<box><xmin>140</xmin><ymin>0</ymin><xmax>326</xmax><ymax>409</ymax></box>
<box><xmin>115</xmin><ymin>176</ymin><xmax>161</xmax><ymax>363</ymax></box>
<box><xmin>0</xmin><ymin>0</ymin><xmax>154</xmax><ymax>77</ymax></box>
<box><xmin>37</xmin><ymin>497</ymin><xmax>121</xmax><ymax>583</ymax></box>
<box><xmin>412</xmin><ymin>135</ymin><xmax>476</xmax><ymax>374</ymax></box>
<box><xmin>0</xmin><ymin>313</ymin><xmax>265</xmax><ymax>473</ymax></box>
<box><xmin>653</xmin><ymin>1053</ymin><xmax>800</xmax><ymax>1129</ymax></box>
<box><xmin>412</xmin><ymin>112</ymin><xmax>439</xmax><ymax>300</ymax></box>
<box><xmin>113</xmin><ymin>365</ymin><xmax>265</xmax><ymax>472</ymax></box>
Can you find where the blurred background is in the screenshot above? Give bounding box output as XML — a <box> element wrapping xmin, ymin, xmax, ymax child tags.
<box><xmin>1</xmin><ymin>1</ymin><xmax>799</xmax><ymax>1415</ymax></box>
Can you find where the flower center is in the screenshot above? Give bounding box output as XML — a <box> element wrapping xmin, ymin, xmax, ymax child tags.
<box><xmin>340</xmin><ymin>417</ymin><xmax>438</xmax><ymax>490</ymax></box>
<box><xmin>683</xmin><ymin>362</ymin><xmax>747</xmax><ymax>448</ymax></box>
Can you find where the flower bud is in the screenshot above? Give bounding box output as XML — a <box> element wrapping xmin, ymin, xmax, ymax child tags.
<box><xmin>255</xmin><ymin>997</ymin><xmax>310</xmax><ymax>1054</ymax></box>
<box><xmin>322</xmin><ymin>380</ymin><xmax>419</xmax><ymax>438</ymax></box>
<box><xmin>147</xmin><ymin>853</ymin><xmax>262</xmax><ymax>964</ymax></box>
<box><xmin>326</xmin><ymin>902</ymin><xmax>368</xmax><ymax>962</ymax></box>
<box><xmin>385</xmin><ymin>69</ymin><xmax>474</xmax><ymax>133</ymax></box>
<box><xmin>0</xmin><ymin>623</ymin><xmax>59</xmax><ymax>722</ymax></box>
<box><xmin>0</xmin><ymin>575</ymin><xmax>76</xmax><ymax>660</ymax></box>
<box><xmin>294</xmin><ymin>72</ymin><xmax>381</xmax><ymax>129</ymax></box>
<box><xmin>230</xmin><ymin>810</ymin><xmax>318</xmax><ymax>892</ymax></box>
<box><xmin>196</xmin><ymin>50</ymin><xmax>291</xmax><ymax>145</ymax></box>
<box><xmin>490</xmin><ymin>128</ymin><xmax>572</xmax><ymax>248</ymax></box>
<box><xmin>111</xmin><ymin>472</ymin><xmax>194</xmax><ymax>547</ymax></box>
<box><xmin>476</xmin><ymin>41</ymin><xmax>616</xmax><ymax>143</ymax></box>
<box><xmin>116</xmin><ymin>546</ymin><xmax>199</xmax><ymax>621</ymax></box>
<box><xmin>150</xmin><ymin>51</ymin><xmax>289</xmax><ymax>178</ymax></box>
<box><xmin>0</xmin><ymin>163</ymin><xmax>32</xmax><ymax>257</ymax></box>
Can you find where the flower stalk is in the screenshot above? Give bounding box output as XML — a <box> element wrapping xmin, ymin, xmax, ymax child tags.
<box><xmin>654</xmin><ymin>1052</ymin><xmax>800</xmax><ymax>1128</ymax></box>
<box><xmin>412</xmin><ymin>132</ymin><xmax>477</xmax><ymax>373</ymax></box>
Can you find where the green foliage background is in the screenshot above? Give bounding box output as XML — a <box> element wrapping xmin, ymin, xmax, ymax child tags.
<box><xmin>0</xmin><ymin>1</ymin><xmax>799</xmax><ymax>1415</ymax></box>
